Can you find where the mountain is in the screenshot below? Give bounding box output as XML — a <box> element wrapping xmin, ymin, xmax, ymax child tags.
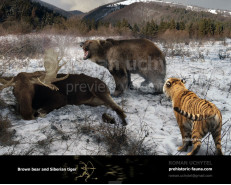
<box><xmin>31</xmin><ymin>0</ymin><xmax>83</xmax><ymax>18</ymax></box>
<box><xmin>0</xmin><ymin>0</ymin><xmax>85</xmax><ymax>31</ymax></box>
<box><xmin>116</xmin><ymin>0</ymin><xmax>231</xmax><ymax>16</ymax></box>
<box><xmin>83</xmin><ymin>1</ymin><xmax>125</xmax><ymax>22</ymax></box>
<box><xmin>0</xmin><ymin>0</ymin><xmax>68</xmax><ymax>32</ymax></box>
<box><xmin>69</xmin><ymin>10</ymin><xmax>84</xmax><ymax>16</ymax></box>
<box><xmin>83</xmin><ymin>0</ymin><xmax>231</xmax><ymax>25</ymax></box>
<box><xmin>104</xmin><ymin>2</ymin><xmax>231</xmax><ymax>25</ymax></box>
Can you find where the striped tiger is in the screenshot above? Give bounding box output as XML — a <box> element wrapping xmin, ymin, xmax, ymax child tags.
<box><xmin>163</xmin><ymin>78</ymin><xmax>223</xmax><ymax>155</ymax></box>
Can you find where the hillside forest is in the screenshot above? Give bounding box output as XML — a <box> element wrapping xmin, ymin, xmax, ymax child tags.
<box><xmin>0</xmin><ymin>0</ymin><xmax>231</xmax><ymax>40</ymax></box>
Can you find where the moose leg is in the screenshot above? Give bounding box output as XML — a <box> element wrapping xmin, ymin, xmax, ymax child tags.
<box><xmin>20</xmin><ymin>95</ymin><xmax>35</xmax><ymax>120</ymax></box>
<box><xmin>85</xmin><ymin>95</ymin><xmax>127</xmax><ymax>125</ymax></box>
<box><xmin>34</xmin><ymin>93</ymin><xmax>67</xmax><ymax>117</ymax></box>
<box><xmin>104</xmin><ymin>95</ymin><xmax>127</xmax><ymax>126</ymax></box>
<box><xmin>42</xmin><ymin>95</ymin><xmax>67</xmax><ymax>113</ymax></box>
<box><xmin>95</xmin><ymin>93</ymin><xmax>127</xmax><ymax>125</ymax></box>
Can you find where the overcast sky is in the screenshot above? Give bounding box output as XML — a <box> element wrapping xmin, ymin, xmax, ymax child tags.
<box><xmin>41</xmin><ymin>0</ymin><xmax>116</xmax><ymax>12</ymax></box>
<box><xmin>163</xmin><ymin>0</ymin><xmax>231</xmax><ymax>11</ymax></box>
<box><xmin>41</xmin><ymin>0</ymin><xmax>231</xmax><ymax>12</ymax></box>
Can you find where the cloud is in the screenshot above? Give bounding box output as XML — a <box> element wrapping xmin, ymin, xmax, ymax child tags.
<box><xmin>42</xmin><ymin>0</ymin><xmax>117</xmax><ymax>12</ymax></box>
<box><xmin>42</xmin><ymin>0</ymin><xmax>231</xmax><ymax>13</ymax></box>
<box><xmin>70</xmin><ymin>0</ymin><xmax>116</xmax><ymax>12</ymax></box>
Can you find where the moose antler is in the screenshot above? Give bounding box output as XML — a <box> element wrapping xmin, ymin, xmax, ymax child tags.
<box><xmin>0</xmin><ymin>49</ymin><xmax>69</xmax><ymax>92</ymax></box>
<box><xmin>0</xmin><ymin>77</ymin><xmax>15</xmax><ymax>91</ymax></box>
<box><xmin>36</xmin><ymin>49</ymin><xmax>69</xmax><ymax>91</ymax></box>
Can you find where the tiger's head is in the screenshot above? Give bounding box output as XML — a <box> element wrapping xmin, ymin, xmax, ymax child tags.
<box><xmin>163</xmin><ymin>78</ymin><xmax>186</xmax><ymax>99</ymax></box>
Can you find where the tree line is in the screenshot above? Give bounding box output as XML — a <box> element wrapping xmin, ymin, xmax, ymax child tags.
<box><xmin>0</xmin><ymin>0</ymin><xmax>230</xmax><ymax>39</ymax></box>
<box><xmin>0</xmin><ymin>0</ymin><xmax>65</xmax><ymax>33</ymax></box>
<box><xmin>58</xmin><ymin>17</ymin><xmax>231</xmax><ymax>39</ymax></box>
<box><xmin>94</xmin><ymin>18</ymin><xmax>230</xmax><ymax>39</ymax></box>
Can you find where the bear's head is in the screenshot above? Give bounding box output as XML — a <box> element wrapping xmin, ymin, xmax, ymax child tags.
<box><xmin>80</xmin><ymin>39</ymin><xmax>114</xmax><ymax>63</ymax></box>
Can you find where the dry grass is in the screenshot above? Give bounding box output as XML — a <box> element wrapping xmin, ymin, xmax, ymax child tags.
<box><xmin>0</xmin><ymin>20</ymin><xmax>33</xmax><ymax>35</ymax></box>
<box><xmin>0</xmin><ymin>35</ymin><xmax>54</xmax><ymax>76</ymax></box>
<box><xmin>79</xmin><ymin>120</ymin><xmax>153</xmax><ymax>155</ymax></box>
<box><xmin>0</xmin><ymin>115</ymin><xmax>17</xmax><ymax>146</ymax></box>
<box><xmin>0</xmin><ymin>36</ymin><xmax>52</xmax><ymax>59</ymax></box>
<box><xmin>159</xmin><ymin>29</ymin><xmax>190</xmax><ymax>43</ymax></box>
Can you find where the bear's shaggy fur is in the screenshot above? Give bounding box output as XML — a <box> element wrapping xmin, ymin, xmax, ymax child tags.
<box><xmin>81</xmin><ymin>38</ymin><xmax>166</xmax><ymax>96</ymax></box>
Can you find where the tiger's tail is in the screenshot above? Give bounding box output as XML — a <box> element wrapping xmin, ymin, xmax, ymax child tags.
<box><xmin>173</xmin><ymin>107</ymin><xmax>215</xmax><ymax>121</ymax></box>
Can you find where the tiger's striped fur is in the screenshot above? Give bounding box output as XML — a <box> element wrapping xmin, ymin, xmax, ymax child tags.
<box><xmin>163</xmin><ymin>78</ymin><xmax>223</xmax><ymax>155</ymax></box>
<box><xmin>173</xmin><ymin>107</ymin><xmax>216</xmax><ymax>121</ymax></box>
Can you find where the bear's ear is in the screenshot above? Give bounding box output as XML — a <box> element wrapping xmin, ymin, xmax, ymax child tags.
<box><xmin>106</xmin><ymin>39</ymin><xmax>115</xmax><ymax>44</ymax></box>
<box><xmin>99</xmin><ymin>40</ymin><xmax>112</xmax><ymax>48</ymax></box>
<box><xmin>99</xmin><ymin>40</ymin><xmax>106</xmax><ymax>46</ymax></box>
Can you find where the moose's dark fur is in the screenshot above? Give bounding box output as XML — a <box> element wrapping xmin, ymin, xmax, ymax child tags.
<box><xmin>2</xmin><ymin>72</ymin><xmax>127</xmax><ymax>125</ymax></box>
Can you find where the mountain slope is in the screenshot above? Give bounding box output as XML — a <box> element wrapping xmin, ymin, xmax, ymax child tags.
<box><xmin>0</xmin><ymin>0</ymin><xmax>66</xmax><ymax>31</ymax></box>
<box><xmin>83</xmin><ymin>1</ymin><xmax>125</xmax><ymax>22</ymax></box>
<box><xmin>117</xmin><ymin>0</ymin><xmax>231</xmax><ymax>15</ymax></box>
<box><xmin>69</xmin><ymin>10</ymin><xmax>83</xmax><ymax>16</ymax></box>
<box><xmin>31</xmin><ymin>0</ymin><xmax>83</xmax><ymax>17</ymax></box>
<box><xmin>82</xmin><ymin>0</ymin><xmax>231</xmax><ymax>25</ymax></box>
<box><xmin>102</xmin><ymin>1</ymin><xmax>231</xmax><ymax>25</ymax></box>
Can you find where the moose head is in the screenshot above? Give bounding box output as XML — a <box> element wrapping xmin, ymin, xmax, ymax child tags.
<box><xmin>0</xmin><ymin>49</ymin><xmax>127</xmax><ymax>125</ymax></box>
<box><xmin>0</xmin><ymin>49</ymin><xmax>69</xmax><ymax>120</ymax></box>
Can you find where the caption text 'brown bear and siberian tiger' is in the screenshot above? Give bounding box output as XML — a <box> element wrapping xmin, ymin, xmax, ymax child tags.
<box><xmin>163</xmin><ymin>78</ymin><xmax>223</xmax><ymax>155</ymax></box>
<box><xmin>80</xmin><ymin>38</ymin><xmax>166</xmax><ymax>96</ymax></box>
<box><xmin>0</xmin><ymin>49</ymin><xmax>127</xmax><ymax>125</ymax></box>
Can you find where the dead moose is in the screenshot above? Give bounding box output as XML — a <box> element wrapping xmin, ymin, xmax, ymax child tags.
<box><xmin>0</xmin><ymin>49</ymin><xmax>127</xmax><ymax>125</ymax></box>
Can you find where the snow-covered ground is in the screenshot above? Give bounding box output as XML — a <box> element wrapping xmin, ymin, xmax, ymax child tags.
<box><xmin>114</xmin><ymin>0</ymin><xmax>231</xmax><ymax>16</ymax></box>
<box><xmin>0</xmin><ymin>34</ymin><xmax>231</xmax><ymax>155</ymax></box>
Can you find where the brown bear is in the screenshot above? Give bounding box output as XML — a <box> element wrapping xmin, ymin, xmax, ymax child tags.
<box><xmin>80</xmin><ymin>38</ymin><xmax>166</xmax><ymax>96</ymax></box>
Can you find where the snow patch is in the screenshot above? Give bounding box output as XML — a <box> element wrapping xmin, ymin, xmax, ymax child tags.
<box><xmin>0</xmin><ymin>35</ymin><xmax>231</xmax><ymax>155</ymax></box>
<box><xmin>208</xmin><ymin>9</ymin><xmax>217</xmax><ymax>14</ymax></box>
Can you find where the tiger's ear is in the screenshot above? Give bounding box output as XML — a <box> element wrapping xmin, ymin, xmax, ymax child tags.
<box><xmin>181</xmin><ymin>79</ymin><xmax>186</xmax><ymax>84</ymax></box>
<box><xmin>166</xmin><ymin>81</ymin><xmax>171</xmax><ymax>87</ymax></box>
